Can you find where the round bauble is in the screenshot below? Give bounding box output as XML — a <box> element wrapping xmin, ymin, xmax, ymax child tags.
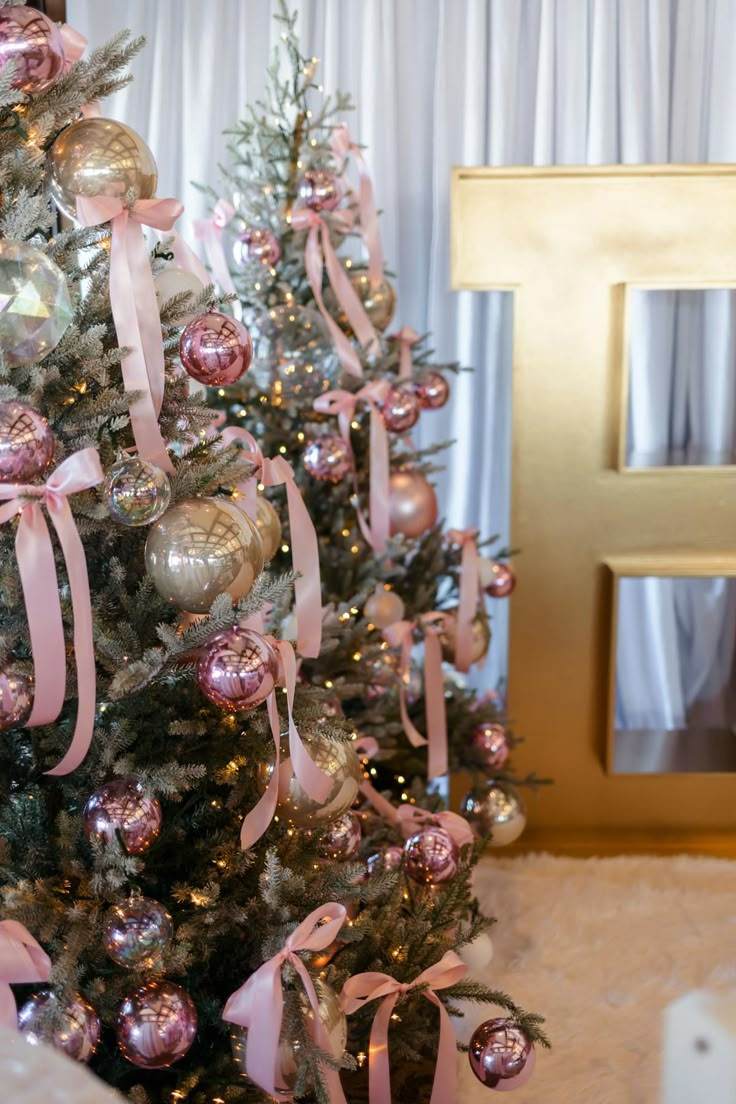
<box><xmin>196</xmin><ymin>625</ymin><xmax>279</xmax><ymax>711</ymax></box>
<box><xmin>382</xmin><ymin>382</ymin><xmax>420</xmax><ymax>433</ymax></box>
<box><xmin>179</xmin><ymin>311</ymin><xmax>253</xmax><ymax>387</ymax></box>
<box><xmin>83</xmin><ymin>778</ymin><xmax>162</xmax><ymax>855</ymax></box>
<box><xmin>415</xmin><ymin>371</ymin><xmax>450</xmax><ymax>410</ymax></box>
<box><xmin>104</xmin><ymin>456</ymin><xmax>171</xmax><ymax>527</ymax></box>
<box><xmin>468</xmin><ymin>1018</ymin><xmax>535</xmax><ymax>1090</ymax></box>
<box><xmin>403</xmin><ymin>826</ymin><xmax>459</xmax><ymax>885</ymax></box>
<box><xmin>365</xmin><ymin>649</ymin><xmax>401</xmax><ymax>702</ymax></box>
<box><xmin>250</xmin><ymin>304</ymin><xmax>339</xmax><ymax>401</ymax></box>
<box><xmin>320</xmin><ymin>811</ymin><xmax>362</xmax><ymax>860</ymax></box>
<box><xmin>366</xmin><ymin>844</ymin><xmax>404</xmax><ymax>878</ymax></box>
<box><xmin>485</xmin><ymin>562</ymin><xmax>517</xmax><ymax>598</ymax></box>
<box><xmin>233</xmin><ymin>226</ymin><xmax>281</xmax><ymax>268</ymax></box>
<box><xmin>303</xmin><ymin>434</ymin><xmax>353</xmax><ymax>482</ymax></box>
<box><xmin>0</xmin><ymin>242</ymin><xmax>73</xmax><ymax>366</ymax></box>
<box><xmin>325</xmin><ymin>269</ymin><xmax>396</xmax><ymax>334</ymax></box>
<box><xmin>388</xmin><ymin>470</ymin><xmax>438</xmax><ymax>539</ymax></box>
<box><xmin>145</xmin><ymin>497</ymin><xmax>264</xmax><ymax>614</ymax></box>
<box><xmin>116</xmin><ymin>980</ymin><xmax>197</xmax><ymax>1069</ymax></box>
<box><xmin>458</xmin><ymin>931</ymin><xmax>494</xmax><ymax>972</ymax></box>
<box><xmin>0</xmin><ymin>7</ymin><xmax>65</xmax><ymax>92</ymax></box>
<box><xmin>364</xmin><ymin>588</ymin><xmax>405</xmax><ymax>629</ymax></box>
<box><xmin>49</xmin><ymin>117</ymin><xmax>157</xmax><ymax>221</ymax></box>
<box><xmin>255</xmin><ymin>495</ymin><xmax>282</xmax><ymax>562</ymax></box>
<box><xmin>103</xmin><ymin>896</ymin><xmax>173</xmax><ymax>969</ymax></box>
<box><xmin>469</xmin><ymin>722</ymin><xmax>510</xmax><ymax>772</ymax></box>
<box><xmin>262</xmin><ymin>729</ymin><xmax>363</xmax><ymax>828</ymax></box>
<box><xmin>440</xmin><ymin>609</ymin><xmax>491</xmax><ymax>666</ymax></box>
<box><xmin>154</xmin><ymin>264</ymin><xmax>205</xmax><ymax>325</ymax></box>
<box><xmin>297</xmin><ymin>169</ymin><xmax>342</xmax><ymax>212</ymax></box>
<box><xmin>19</xmin><ymin>991</ymin><xmax>100</xmax><ymax>1064</ymax></box>
<box><xmin>0</xmin><ymin>669</ymin><xmax>33</xmax><ymax>731</ymax></box>
<box><xmin>459</xmin><ymin>781</ymin><xmax>526</xmax><ymax>847</ymax></box>
<box><xmin>0</xmin><ymin>400</ymin><xmax>55</xmax><ymax>482</ymax></box>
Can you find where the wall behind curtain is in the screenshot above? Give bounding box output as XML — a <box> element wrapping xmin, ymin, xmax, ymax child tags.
<box><xmin>66</xmin><ymin>0</ymin><xmax>736</xmax><ymax>696</ymax></box>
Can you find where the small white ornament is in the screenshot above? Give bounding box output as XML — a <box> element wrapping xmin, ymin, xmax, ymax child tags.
<box><xmin>458</xmin><ymin>932</ymin><xmax>494</xmax><ymax>972</ymax></box>
<box><xmin>154</xmin><ymin>265</ymin><xmax>205</xmax><ymax>324</ymax></box>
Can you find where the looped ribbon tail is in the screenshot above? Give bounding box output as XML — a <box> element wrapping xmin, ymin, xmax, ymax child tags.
<box><xmin>447</xmin><ymin>528</ymin><xmax>481</xmax><ymax>673</ymax></box>
<box><xmin>384</xmin><ymin>614</ymin><xmax>448</xmax><ymax>779</ymax></box>
<box><xmin>193</xmin><ymin>199</ymin><xmax>241</xmax><ymax>306</ymax></box>
<box><xmin>393</xmin><ymin>325</ymin><xmax>420</xmax><ymax>380</ymax></box>
<box><xmin>223</xmin><ymin>903</ymin><xmax>348</xmax><ymax>1101</ymax></box>
<box><xmin>76</xmin><ymin>195</ymin><xmax>184</xmax><ymax>475</ymax></box>
<box><xmin>353</xmin><ymin>736</ymin><xmax>401</xmax><ymax>822</ymax></box>
<box><xmin>341</xmin><ymin>951</ymin><xmax>468</xmax><ymax>1104</ymax></box>
<box><xmin>330</xmin><ymin>122</ymin><xmax>384</xmax><ymax>290</ymax></box>
<box><xmin>0</xmin><ymin>450</ymin><xmax>103</xmax><ymax>775</ymax></box>
<box><xmin>0</xmin><ymin>920</ymin><xmax>51</xmax><ymax>1029</ymax></box>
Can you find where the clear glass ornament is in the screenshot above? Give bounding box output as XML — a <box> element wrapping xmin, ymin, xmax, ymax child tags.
<box><xmin>104</xmin><ymin>456</ymin><xmax>172</xmax><ymax>527</ymax></box>
<box><xmin>249</xmin><ymin>304</ymin><xmax>339</xmax><ymax>402</ymax></box>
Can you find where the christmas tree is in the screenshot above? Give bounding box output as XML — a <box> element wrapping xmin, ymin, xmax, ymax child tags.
<box><xmin>0</xmin><ymin>3</ymin><xmax>547</xmax><ymax>1102</ymax></box>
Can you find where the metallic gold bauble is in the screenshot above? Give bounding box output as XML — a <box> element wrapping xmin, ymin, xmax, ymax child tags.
<box><xmin>459</xmin><ymin>781</ymin><xmax>527</xmax><ymax>847</ymax></box>
<box><xmin>260</xmin><ymin>729</ymin><xmax>362</xmax><ymax>827</ymax></box>
<box><xmin>325</xmin><ymin>269</ymin><xmax>396</xmax><ymax>334</ymax></box>
<box><xmin>255</xmin><ymin>495</ymin><xmax>282</xmax><ymax>562</ymax></box>
<box><xmin>440</xmin><ymin>609</ymin><xmax>491</xmax><ymax>666</ymax></box>
<box><xmin>49</xmin><ymin>118</ymin><xmax>158</xmax><ymax>220</ymax></box>
<box><xmin>388</xmin><ymin>470</ymin><xmax>438</xmax><ymax>539</ymax></box>
<box><xmin>364</xmin><ymin>588</ymin><xmax>405</xmax><ymax>629</ymax></box>
<box><xmin>144</xmin><ymin>497</ymin><xmax>264</xmax><ymax>614</ymax></box>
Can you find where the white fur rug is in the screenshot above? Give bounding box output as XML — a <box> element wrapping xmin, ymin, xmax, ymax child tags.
<box><xmin>456</xmin><ymin>853</ymin><xmax>736</xmax><ymax>1103</ymax></box>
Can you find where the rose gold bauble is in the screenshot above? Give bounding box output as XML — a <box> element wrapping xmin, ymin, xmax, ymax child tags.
<box><xmin>19</xmin><ymin>991</ymin><xmax>100</xmax><ymax>1064</ymax></box>
<box><xmin>416</xmin><ymin>371</ymin><xmax>450</xmax><ymax>410</ymax></box>
<box><xmin>196</xmin><ymin>625</ymin><xmax>279</xmax><ymax>711</ymax></box>
<box><xmin>255</xmin><ymin>495</ymin><xmax>282</xmax><ymax>562</ymax></box>
<box><xmin>388</xmin><ymin>471</ymin><xmax>438</xmax><ymax>539</ymax></box>
<box><xmin>469</xmin><ymin>722</ymin><xmax>510</xmax><ymax>772</ymax></box>
<box><xmin>303</xmin><ymin>435</ymin><xmax>353</xmax><ymax>483</ymax></box>
<box><xmin>83</xmin><ymin>778</ymin><xmax>162</xmax><ymax>855</ymax></box>
<box><xmin>363</xmin><ymin>588</ymin><xmax>405</xmax><ymax>629</ymax></box>
<box><xmin>116</xmin><ymin>981</ymin><xmax>197</xmax><ymax>1069</ymax></box>
<box><xmin>440</xmin><ymin>609</ymin><xmax>491</xmax><ymax>666</ymax></box>
<box><xmin>485</xmin><ymin>562</ymin><xmax>517</xmax><ymax>598</ymax></box>
<box><xmin>0</xmin><ymin>8</ymin><xmax>65</xmax><ymax>93</ymax></box>
<box><xmin>0</xmin><ymin>669</ymin><xmax>33</xmax><ymax>731</ymax></box>
<box><xmin>49</xmin><ymin>118</ymin><xmax>157</xmax><ymax>220</ymax></box>
<box><xmin>179</xmin><ymin>311</ymin><xmax>253</xmax><ymax>386</ymax></box>
<box><xmin>382</xmin><ymin>383</ymin><xmax>421</xmax><ymax>433</ymax></box>
<box><xmin>0</xmin><ymin>401</ymin><xmax>55</xmax><ymax>482</ymax></box>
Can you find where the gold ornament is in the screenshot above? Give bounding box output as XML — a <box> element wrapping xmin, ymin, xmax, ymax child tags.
<box><xmin>325</xmin><ymin>268</ymin><xmax>396</xmax><ymax>334</ymax></box>
<box><xmin>259</xmin><ymin>728</ymin><xmax>362</xmax><ymax>827</ymax></box>
<box><xmin>49</xmin><ymin>118</ymin><xmax>158</xmax><ymax>220</ymax></box>
<box><xmin>255</xmin><ymin>495</ymin><xmax>282</xmax><ymax>562</ymax></box>
<box><xmin>440</xmin><ymin>609</ymin><xmax>491</xmax><ymax>666</ymax></box>
<box><xmin>364</xmin><ymin>588</ymin><xmax>405</xmax><ymax>629</ymax></box>
<box><xmin>145</xmin><ymin>497</ymin><xmax>264</xmax><ymax>614</ymax></box>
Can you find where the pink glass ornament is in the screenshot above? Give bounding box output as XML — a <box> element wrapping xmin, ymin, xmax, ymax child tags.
<box><xmin>403</xmin><ymin>826</ymin><xmax>459</xmax><ymax>885</ymax></box>
<box><xmin>468</xmin><ymin>1019</ymin><xmax>535</xmax><ymax>1090</ymax></box>
<box><xmin>485</xmin><ymin>562</ymin><xmax>516</xmax><ymax>598</ymax></box>
<box><xmin>388</xmin><ymin>471</ymin><xmax>438</xmax><ymax>539</ymax></box>
<box><xmin>470</xmin><ymin>722</ymin><xmax>510</xmax><ymax>772</ymax></box>
<box><xmin>366</xmin><ymin>844</ymin><xmax>404</xmax><ymax>878</ymax></box>
<box><xmin>0</xmin><ymin>400</ymin><xmax>55</xmax><ymax>482</ymax></box>
<box><xmin>0</xmin><ymin>669</ymin><xmax>33</xmax><ymax>731</ymax></box>
<box><xmin>196</xmin><ymin>625</ymin><xmax>279</xmax><ymax>711</ymax></box>
<box><xmin>415</xmin><ymin>371</ymin><xmax>450</xmax><ymax>410</ymax></box>
<box><xmin>83</xmin><ymin>778</ymin><xmax>162</xmax><ymax>855</ymax></box>
<box><xmin>382</xmin><ymin>383</ymin><xmax>420</xmax><ymax>433</ymax></box>
<box><xmin>116</xmin><ymin>980</ymin><xmax>197</xmax><ymax>1069</ymax></box>
<box><xmin>297</xmin><ymin>168</ymin><xmax>342</xmax><ymax>212</ymax></box>
<box><xmin>303</xmin><ymin>435</ymin><xmax>353</xmax><ymax>483</ymax></box>
<box><xmin>19</xmin><ymin>991</ymin><xmax>100</xmax><ymax>1064</ymax></box>
<box><xmin>0</xmin><ymin>7</ymin><xmax>65</xmax><ymax>93</ymax></box>
<box><xmin>103</xmin><ymin>896</ymin><xmax>173</xmax><ymax>968</ymax></box>
<box><xmin>179</xmin><ymin>311</ymin><xmax>253</xmax><ymax>386</ymax></box>
<box><xmin>321</xmin><ymin>812</ymin><xmax>362</xmax><ymax>860</ymax></box>
<box><xmin>233</xmin><ymin>227</ymin><xmax>281</xmax><ymax>268</ymax></box>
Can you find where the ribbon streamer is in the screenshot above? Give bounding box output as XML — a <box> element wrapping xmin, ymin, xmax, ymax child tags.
<box><xmin>77</xmin><ymin>195</ymin><xmax>184</xmax><ymax>475</ymax></box>
<box><xmin>223</xmin><ymin>903</ymin><xmax>348</xmax><ymax>1101</ymax></box>
<box><xmin>193</xmin><ymin>199</ymin><xmax>239</xmax><ymax>301</ymax></box>
<box><xmin>393</xmin><ymin>325</ymin><xmax>420</xmax><ymax>380</ymax></box>
<box><xmin>330</xmin><ymin>122</ymin><xmax>384</xmax><ymax>288</ymax></box>
<box><xmin>447</xmin><ymin>528</ymin><xmax>481</xmax><ymax>673</ymax></box>
<box><xmin>60</xmin><ymin>24</ymin><xmax>86</xmax><ymax>68</ymax></box>
<box><xmin>340</xmin><ymin>951</ymin><xmax>468</xmax><ymax>1104</ymax></box>
<box><xmin>384</xmin><ymin>614</ymin><xmax>448</xmax><ymax>779</ymax></box>
<box><xmin>0</xmin><ymin>920</ymin><xmax>51</xmax><ymax>1029</ymax></box>
<box><xmin>397</xmin><ymin>805</ymin><xmax>475</xmax><ymax>850</ymax></box>
<box><xmin>0</xmin><ymin>450</ymin><xmax>103</xmax><ymax>776</ymax></box>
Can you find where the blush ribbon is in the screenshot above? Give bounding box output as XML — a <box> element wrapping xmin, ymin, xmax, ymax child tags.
<box><xmin>396</xmin><ymin>804</ymin><xmax>475</xmax><ymax>850</ymax></box>
<box><xmin>447</xmin><ymin>528</ymin><xmax>480</xmax><ymax>673</ymax></box>
<box><xmin>384</xmin><ymin>615</ymin><xmax>448</xmax><ymax>779</ymax></box>
<box><xmin>76</xmin><ymin>195</ymin><xmax>184</xmax><ymax>475</ymax></box>
<box><xmin>223</xmin><ymin>902</ymin><xmax>348</xmax><ymax>1100</ymax></box>
<box><xmin>220</xmin><ymin>426</ymin><xmax>322</xmax><ymax>658</ymax></box>
<box><xmin>330</xmin><ymin>122</ymin><xmax>384</xmax><ymax>288</ymax></box>
<box><xmin>0</xmin><ymin>920</ymin><xmax>51</xmax><ymax>1029</ymax></box>
<box><xmin>393</xmin><ymin>325</ymin><xmax>420</xmax><ymax>380</ymax></box>
<box><xmin>60</xmin><ymin>24</ymin><xmax>86</xmax><ymax>67</ymax></box>
<box><xmin>193</xmin><ymin>199</ymin><xmax>238</xmax><ymax>299</ymax></box>
<box><xmin>340</xmin><ymin>950</ymin><xmax>468</xmax><ymax>1104</ymax></box>
<box><xmin>313</xmin><ymin>381</ymin><xmax>391</xmax><ymax>555</ymax></box>
<box><xmin>0</xmin><ymin>450</ymin><xmax>103</xmax><ymax>775</ymax></box>
<box><xmin>240</xmin><ymin>639</ymin><xmax>332</xmax><ymax>849</ymax></box>
<box><xmin>353</xmin><ymin>735</ymin><xmax>400</xmax><ymax>821</ymax></box>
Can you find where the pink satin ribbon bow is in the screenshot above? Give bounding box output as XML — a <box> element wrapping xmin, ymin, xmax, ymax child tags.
<box><xmin>341</xmin><ymin>950</ymin><xmax>468</xmax><ymax>1104</ymax></box>
<box><xmin>0</xmin><ymin>449</ymin><xmax>103</xmax><ymax>776</ymax></box>
<box><xmin>397</xmin><ymin>804</ymin><xmax>475</xmax><ymax>850</ymax></box>
<box><xmin>220</xmin><ymin>426</ymin><xmax>322</xmax><ymax>659</ymax></box>
<box><xmin>193</xmin><ymin>199</ymin><xmax>238</xmax><ymax>298</ymax></box>
<box><xmin>447</xmin><ymin>528</ymin><xmax>481</xmax><ymax>674</ymax></box>
<box><xmin>393</xmin><ymin>326</ymin><xmax>420</xmax><ymax>380</ymax></box>
<box><xmin>60</xmin><ymin>24</ymin><xmax>86</xmax><ymax>68</ymax></box>
<box><xmin>291</xmin><ymin>206</ymin><xmax>377</xmax><ymax>378</ymax></box>
<box><xmin>330</xmin><ymin>123</ymin><xmax>384</xmax><ymax>289</ymax></box>
<box><xmin>76</xmin><ymin>195</ymin><xmax>184</xmax><ymax>475</ymax></box>
<box><xmin>223</xmin><ymin>903</ymin><xmax>348</xmax><ymax>1101</ymax></box>
<box><xmin>313</xmin><ymin>380</ymin><xmax>391</xmax><ymax>555</ymax></box>
<box><xmin>384</xmin><ymin>614</ymin><xmax>448</xmax><ymax>779</ymax></box>
<box><xmin>0</xmin><ymin>920</ymin><xmax>51</xmax><ymax>1029</ymax></box>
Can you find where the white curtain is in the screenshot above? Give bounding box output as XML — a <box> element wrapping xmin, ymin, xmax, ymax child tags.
<box><xmin>67</xmin><ymin>0</ymin><xmax>736</xmax><ymax>705</ymax></box>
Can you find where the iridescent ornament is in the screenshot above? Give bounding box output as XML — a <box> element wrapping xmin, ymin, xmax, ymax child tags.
<box><xmin>261</xmin><ymin>728</ymin><xmax>363</xmax><ymax>828</ymax></box>
<box><xmin>0</xmin><ymin>7</ymin><xmax>65</xmax><ymax>93</ymax></box>
<box><xmin>303</xmin><ymin>434</ymin><xmax>353</xmax><ymax>482</ymax></box>
<box><xmin>255</xmin><ymin>495</ymin><xmax>282</xmax><ymax>562</ymax></box>
<box><xmin>250</xmin><ymin>304</ymin><xmax>339</xmax><ymax>401</ymax></box>
<box><xmin>326</xmin><ymin>269</ymin><xmax>396</xmax><ymax>333</ymax></box>
<box><xmin>440</xmin><ymin>609</ymin><xmax>491</xmax><ymax>666</ymax></box>
<box><xmin>416</xmin><ymin>371</ymin><xmax>450</xmax><ymax>410</ymax></box>
<box><xmin>180</xmin><ymin>311</ymin><xmax>253</xmax><ymax>387</ymax></box>
<box><xmin>103</xmin><ymin>896</ymin><xmax>173</xmax><ymax>968</ymax></box>
<box><xmin>0</xmin><ymin>400</ymin><xmax>55</xmax><ymax>481</ymax></box>
<box><xmin>366</xmin><ymin>844</ymin><xmax>404</xmax><ymax>878</ymax></box>
<box><xmin>403</xmin><ymin>826</ymin><xmax>459</xmax><ymax>885</ymax></box>
<box><xmin>388</xmin><ymin>471</ymin><xmax>438</xmax><ymax>539</ymax></box>
<box><xmin>468</xmin><ymin>1018</ymin><xmax>535</xmax><ymax>1090</ymax></box>
<box><xmin>145</xmin><ymin>497</ymin><xmax>264</xmax><ymax>614</ymax></box>
<box><xmin>104</xmin><ymin>456</ymin><xmax>171</xmax><ymax>527</ymax></box>
<box><xmin>364</xmin><ymin>588</ymin><xmax>405</xmax><ymax>629</ymax></box>
<box><xmin>320</xmin><ymin>811</ymin><xmax>362</xmax><ymax>860</ymax></box>
<box><xmin>469</xmin><ymin>722</ymin><xmax>510</xmax><ymax>772</ymax></box>
<box><xmin>382</xmin><ymin>383</ymin><xmax>421</xmax><ymax>433</ymax></box>
<box><xmin>196</xmin><ymin>625</ymin><xmax>279</xmax><ymax>711</ymax></box>
<box><xmin>0</xmin><ymin>242</ymin><xmax>73</xmax><ymax>366</ymax></box>
<box><xmin>19</xmin><ymin>991</ymin><xmax>100</xmax><ymax>1064</ymax></box>
<box><xmin>0</xmin><ymin>669</ymin><xmax>33</xmax><ymax>731</ymax></box>
<box><xmin>485</xmin><ymin>562</ymin><xmax>517</xmax><ymax>598</ymax></box>
<box><xmin>49</xmin><ymin>118</ymin><xmax>157</xmax><ymax>221</ymax></box>
<box><xmin>83</xmin><ymin>778</ymin><xmax>162</xmax><ymax>855</ymax></box>
<box><xmin>154</xmin><ymin>264</ymin><xmax>205</xmax><ymax>325</ymax></box>
<box><xmin>459</xmin><ymin>781</ymin><xmax>526</xmax><ymax>847</ymax></box>
<box><xmin>297</xmin><ymin>169</ymin><xmax>342</xmax><ymax>212</ymax></box>
<box><xmin>116</xmin><ymin>980</ymin><xmax>197</xmax><ymax>1069</ymax></box>
<box><xmin>233</xmin><ymin>226</ymin><xmax>281</xmax><ymax>268</ymax></box>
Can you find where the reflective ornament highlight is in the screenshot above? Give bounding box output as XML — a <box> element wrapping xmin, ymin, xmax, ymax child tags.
<box><xmin>468</xmin><ymin>1018</ymin><xmax>535</xmax><ymax>1090</ymax></box>
<box><xmin>441</xmin><ymin>609</ymin><xmax>491</xmax><ymax>666</ymax></box>
<box><xmin>255</xmin><ymin>495</ymin><xmax>282</xmax><ymax>562</ymax></box>
<box><xmin>104</xmin><ymin>456</ymin><xmax>171</xmax><ymax>527</ymax></box>
<box><xmin>19</xmin><ymin>991</ymin><xmax>100</xmax><ymax>1064</ymax></box>
<box><xmin>83</xmin><ymin>778</ymin><xmax>162</xmax><ymax>855</ymax></box>
<box><xmin>116</xmin><ymin>980</ymin><xmax>197</xmax><ymax>1069</ymax></box>
<box><xmin>0</xmin><ymin>669</ymin><xmax>33</xmax><ymax>731</ymax></box>
<box><xmin>326</xmin><ymin>270</ymin><xmax>396</xmax><ymax>334</ymax></box>
<box><xmin>416</xmin><ymin>371</ymin><xmax>450</xmax><ymax>410</ymax></box>
<box><xmin>233</xmin><ymin>226</ymin><xmax>281</xmax><ymax>268</ymax></box>
<box><xmin>364</xmin><ymin>588</ymin><xmax>405</xmax><ymax>629</ymax></box>
<box><xmin>0</xmin><ymin>242</ymin><xmax>73</xmax><ymax>366</ymax></box>
<box><xmin>249</xmin><ymin>304</ymin><xmax>339</xmax><ymax>401</ymax></box>
<box><xmin>0</xmin><ymin>400</ymin><xmax>54</xmax><ymax>482</ymax></box>
<box><xmin>366</xmin><ymin>844</ymin><xmax>404</xmax><ymax>878</ymax></box>
<box><xmin>0</xmin><ymin>7</ymin><xmax>65</xmax><ymax>92</ymax></box>
<box><xmin>320</xmin><ymin>811</ymin><xmax>362</xmax><ymax>860</ymax></box>
<box><xmin>303</xmin><ymin>434</ymin><xmax>353</xmax><ymax>483</ymax></box>
<box><xmin>382</xmin><ymin>382</ymin><xmax>420</xmax><ymax>433</ymax></box>
<box><xmin>366</xmin><ymin>649</ymin><xmax>401</xmax><ymax>702</ymax></box>
<box><xmin>388</xmin><ymin>470</ymin><xmax>438</xmax><ymax>539</ymax></box>
<box><xmin>403</xmin><ymin>825</ymin><xmax>459</xmax><ymax>885</ymax></box>
<box><xmin>49</xmin><ymin>117</ymin><xmax>158</xmax><ymax>221</ymax></box>
<box><xmin>485</xmin><ymin>562</ymin><xmax>517</xmax><ymax>598</ymax></box>
<box><xmin>145</xmin><ymin>497</ymin><xmax>264</xmax><ymax>614</ymax></box>
<box><xmin>261</xmin><ymin>728</ymin><xmax>363</xmax><ymax>827</ymax></box>
<box><xmin>103</xmin><ymin>896</ymin><xmax>173</xmax><ymax>968</ymax></box>
<box><xmin>297</xmin><ymin>169</ymin><xmax>342</xmax><ymax>212</ymax></box>
<box><xmin>469</xmin><ymin>722</ymin><xmax>510</xmax><ymax>772</ymax></box>
<box><xmin>180</xmin><ymin>311</ymin><xmax>253</xmax><ymax>386</ymax></box>
<box><xmin>459</xmin><ymin>781</ymin><xmax>526</xmax><ymax>847</ymax></box>
<box><xmin>196</xmin><ymin>625</ymin><xmax>279</xmax><ymax>711</ymax></box>
<box><xmin>154</xmin><ymin>264</ymin><xmax>205</xmax><ymax>325</ymax></box>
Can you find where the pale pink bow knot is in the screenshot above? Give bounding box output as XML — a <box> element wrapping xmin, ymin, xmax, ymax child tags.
<box><xmin>384</xmin><ymin>613</ymin><xmax>448</xmax><ymax>779</ymax></box>
<box><xmin>447</xmin><ymin>527</ymin><xmax>481</xmax><ymax>673</ymax></box>
<box><xmin>397</xmin><ymin>804</ymin><xmax>475</xmax><ymax>850</ymax></box>
<box><xmin>0</xmin><ymin>920</ymin><xmax>51</xmax><ymax>1029</ymax></box>
<box><xmin>193</xmin><ymin>198</ymin><xmax>238</xmax><ymax>298</ymax></box>
<box><xmin>329</xmin><ymin>122</ymin><xmax>384</xmax><ymax>289</ymax></box>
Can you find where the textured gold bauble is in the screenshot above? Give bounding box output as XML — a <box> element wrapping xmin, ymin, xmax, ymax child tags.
<box><xmin>259</xmin><ymin>729</ymin><xmax>362</xmax><ymax>828</ymax></box>
<box><xmin>324</xmin><ymin>268</ymin><xmax>396</xmax><ymax>334</ymax></box>
<box><xmin>255</xmin><ymin>495</ymin><xmax>282</xmax><ymax>562</ymax></box>
<box><xmin>440</xmin><ymin>609</ymin><xmax>491</xmax><ymax>665</ymax></box>
<box><xmin>49</xmin><ymin>118</ymin><xmax>158</xmax><ymax>220</ymax></box>
<box><xmin>144</xmin><ymin>497</ymin><xmax>264</xmax><ymax>614</ymax></box>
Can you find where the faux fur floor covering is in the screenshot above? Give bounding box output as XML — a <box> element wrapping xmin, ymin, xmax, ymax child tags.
<box><xmin>456</xmin><ymin>853</ymin><xmax>736</xmax><ymax>1103</ymax></box>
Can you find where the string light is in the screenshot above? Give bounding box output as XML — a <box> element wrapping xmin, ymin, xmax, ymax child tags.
<box><xmin>353</xmin><ymin>651</ymin><xmax>362</xmax><ymax>661</ymax></box>
<box><xmin>325</xmin><ymin>680</ymin><xmax>334</xmax><ymax>688</ymax></box>
<box><xmin>341</xmin><ymin>528</ymin><xmax>350</xmax><ymax>537</ymax></box>
<box><xmin>350</xmin><ymin>544</ymin><xmax>359</xmax><ymax>554</ymax></box>
<box><xmin>281</xmin><ymin>542</ymin><xmax>290</xmax><ymax>553</ymax></box>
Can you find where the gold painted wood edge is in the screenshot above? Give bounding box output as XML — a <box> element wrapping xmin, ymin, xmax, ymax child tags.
<box><xmin>452</xmin><ymin>164</ymin><xmax>736</xmax><ymax>181</ymax></box>
<box><xmin>494</xmin><ymin>829</ymin><xmax>736</xmax><ymax>858</ymax></box>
